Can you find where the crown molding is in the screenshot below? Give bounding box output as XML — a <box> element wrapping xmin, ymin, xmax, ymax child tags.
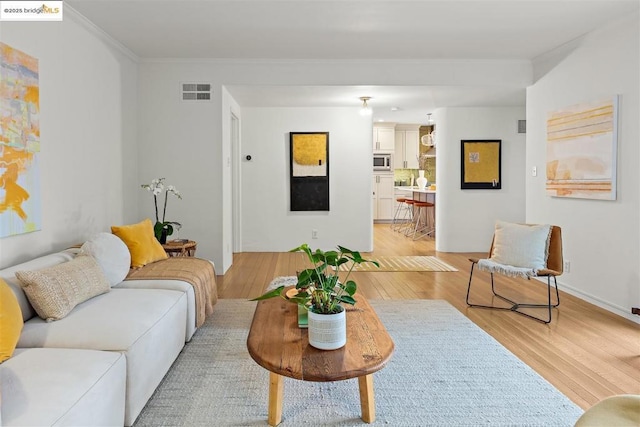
<box><xmin>65</xmin><ymin>5</ymin><xmax>139</xmax><ymax>62</ymax></box>
<box><xmin>139</xmin><ymin>57</ymin><xmax>531</xmax><ymax>66</ymax></box>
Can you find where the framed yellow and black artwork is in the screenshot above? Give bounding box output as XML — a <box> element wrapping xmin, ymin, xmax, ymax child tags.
<box><xmin>290</xmin><ymin>132</ymin><xmax>329</xmax><ymax>211</ymax></box>
<box><xmin>461</xmin><ymin>140</ymin><xmax>501</xmax><ymax>190</ymax></box>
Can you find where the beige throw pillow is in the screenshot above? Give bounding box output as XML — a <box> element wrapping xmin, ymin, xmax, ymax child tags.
<box><xmin>490</xmin><ymin>221</ymin><xmax>552</xmax><ymax>270</ymax></box>
<box><xmin>16</xmin><ymin>255</ymin><xmax>110</xmax><ymax>322</ymax></box>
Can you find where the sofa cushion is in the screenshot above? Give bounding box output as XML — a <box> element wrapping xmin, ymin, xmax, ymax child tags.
<box><xmin>116</xmin><ymin>278</ymin><xmax>197</xmax><ymax>341</ymax></box>
<box><xmin>0</xmin><ymin>278</ymin><xmax>23</xmax><ymax>363</ymax></box>
<box><xmin>80</xmin><ymin>232</ymin><xmax>131</xmax><ymax>286</ymax></box>
<box><xmin>17</xmin><ymin>288</ymin><xmax>187</xmax><ymax>425</ymax></box>
<box><xmin>16</xmin><ymin>255</ymin><xmax>110</xmax><ymax>322</ymax></box>
<box><xmin>111</xmin><ymin>218</ymin><xmax>168</xmax><ymax>268</ymax></box>
<box><xmin>490</xmin><ymin>221</ymin><xmax>552</xmax><ymax>270</ymax></box>
<box><xmin>0</xmin><ymin>348</ymin><xmax>126</xmax><ymax>426</ymax></box>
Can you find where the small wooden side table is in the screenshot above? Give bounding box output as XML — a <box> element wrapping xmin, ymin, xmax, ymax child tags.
<box><xmin>162</xmin><ymin>240</ymin><xmax>197</xmax><ymax>257</ymax></box>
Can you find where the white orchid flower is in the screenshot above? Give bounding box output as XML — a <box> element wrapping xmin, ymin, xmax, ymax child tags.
<box><xmin>140</xmin><ymin>178</ymin><xmax>183</xmax><ymax>241</ymax></box>
<box><xmin>167</xmin><ymin>185</ymin><xmax>182</xmax><ymax>199</ymax></box>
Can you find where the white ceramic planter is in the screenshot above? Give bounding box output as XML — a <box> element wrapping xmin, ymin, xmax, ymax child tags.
<box><xmin>307</xmin><ymin>306</ymin><xmax>346</xmax><ymax>350</ymax></box>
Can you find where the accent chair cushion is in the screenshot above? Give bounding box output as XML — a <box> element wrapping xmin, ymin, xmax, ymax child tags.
<box><xmin>574</xmin><ymin>394</ymin><xmax>640</xmax><ymax>427</ymax></box>
<box><xmin>490</xmin><ymin>221</ymin><xmax>552</xmax><ymax>270</ymax></box>
<box><xmin>16</xmin><ymin>256</ymin><xmax>110</xmax><ymax>322</ymax></box>
<box><xmin>0</xmin><ymin>278</ymin><xmax>23</xmax><ymax>362</ymax></box>
<box><xmin>111</xmin><ymin>218</ymin><xmax>168</xmax><ymax>268</ymax></box>
<box><xmin>80</xmin><ymin>232</ymin><xmax>131</xmax><ymax>286</ymax></box>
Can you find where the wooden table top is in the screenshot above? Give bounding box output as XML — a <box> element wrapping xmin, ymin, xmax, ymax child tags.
<box><xmin>162</xmin><ymin>240</ymin><xmax>197</xmax><ymax>257</ymax></box>
<box><xmin>247</xmin><ymin>291</ymin><xmax>394</xmax><ymax>382</ymax></box>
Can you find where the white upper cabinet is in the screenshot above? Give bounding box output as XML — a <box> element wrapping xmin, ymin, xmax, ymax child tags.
<box><xmin>373</xmin><ymin>125</ymin><xmax>395</xmax><ymax>152</ymax></box>
<box><xmin>404</xmin><ymin>130</ymin><xmax>419</xmax><ymax>169</ymax></box>
<box><xmin>394</xmin><ymin>127</ymin><xmax>420</xmax><ymax>169</ymax></box>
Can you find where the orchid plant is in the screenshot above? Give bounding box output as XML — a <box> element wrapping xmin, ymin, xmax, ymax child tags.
<box><xmin>141</xmin><ymin>178</ymin><xmax>182</xmax><ymax>243</ymax></box>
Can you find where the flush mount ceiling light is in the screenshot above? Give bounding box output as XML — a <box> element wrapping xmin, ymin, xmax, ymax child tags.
<box><xmin>359</xmin><ymin>97</ymin><xmax>372</xmax><ymax>116</ymax></box>
<box><xmin>427</xmin><ymin>113</ymin><xmax>434</xmax><ymax>125</ymax></box>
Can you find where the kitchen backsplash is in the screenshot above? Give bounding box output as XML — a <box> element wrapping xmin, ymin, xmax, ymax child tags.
<box><xmin>394</xmin><ymin>159</ymin><xmax>436</xmax><ymax>185</ymax></box>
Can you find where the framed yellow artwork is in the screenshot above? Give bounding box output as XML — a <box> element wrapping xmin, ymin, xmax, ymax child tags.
<box><xmin>290</xmin><ymin>132</ymin><xmax>329</xmax><ymax>211</ymax></box>
<box><xmin>461</xmin><ymin>140</ymin><xmax>501</xmax><ymax>190</ymax></box>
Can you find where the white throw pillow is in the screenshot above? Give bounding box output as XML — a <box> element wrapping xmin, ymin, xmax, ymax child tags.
<box><xmin>80</xmin><ymin>232</ymin><xmax>131</xmax><ymax>286</ymax></box>
<box><xmin>490</xmin><ymin>221</ymin><xmax>552</xmax><ymax>270</ymax></box>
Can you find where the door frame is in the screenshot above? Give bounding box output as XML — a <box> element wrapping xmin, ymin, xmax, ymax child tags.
<box><xmin>231</xmin><ymin>112</ymin><xmax>241</xmax><ymax>253</ymax></box>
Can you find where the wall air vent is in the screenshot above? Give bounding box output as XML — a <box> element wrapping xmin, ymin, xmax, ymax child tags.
<box><xmin>181</xmin><ymin>83</ymin><xmax>212</xmax><ymax>101</ymax></box>
<box><xmin>518</xmin><ymin>120</ymin><xmax>526</xmax><ymax>134</ymax></box>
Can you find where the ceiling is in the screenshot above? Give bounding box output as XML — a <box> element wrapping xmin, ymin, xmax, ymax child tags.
<box><xmin>224</xmin><ymin>85</ymin><xmax>527</xmax><ymax>123</ymax></box>
<box><xmin>67</xmin><ymin>0</ymin><xmax>639</xmax><ymax>123</ymax></box>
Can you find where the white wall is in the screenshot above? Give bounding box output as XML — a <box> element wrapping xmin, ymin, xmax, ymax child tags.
<box><xmin>137</xmin><ymin>59</ymin><xmax>531</xmax><ymax>273</ymax></box>
<box><xmin>435</xmin><ymin>107</ymin><xmax>527</xmax><ymax>252</ymax></box>
<box><xmin>0</xmin><ymin>11</ymin><xmax>138</xmax><ymax>268</ymax></box>
<box><xmin>137</xmin><ymin>63</ymin><xmax>223</xmax><ymax>272</ymax></box>
<box><xmin>241</xmin><ymin>107</ymin><xmax>373</xmax><ymax>252</ymax></box>
<box><xmin>526</xmin><ymin>13</ymin><xmax>639</xmax><ymax>321</ymax></box>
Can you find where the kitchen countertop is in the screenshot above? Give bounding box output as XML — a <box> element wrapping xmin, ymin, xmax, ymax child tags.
<box><xmin>394</xmin><ymin>186</ymin><xmax>436</xmax><ymax>194</ymax></box>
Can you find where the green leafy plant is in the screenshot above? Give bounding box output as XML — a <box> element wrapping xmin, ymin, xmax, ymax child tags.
<box><xmin>141</xmin><ymin>178</ymin><xmax>182</xmax><ymax>241</ymax></box>
<box><xmin>252</xmin><ymin>244</ymin><xmax>379</xmax><ymax>314</ymax></box>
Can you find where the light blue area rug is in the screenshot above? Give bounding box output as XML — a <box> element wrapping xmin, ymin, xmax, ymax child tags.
<box><xmin>134</xmin><ymin>299</ymin><xmax>583</xmax><ymax>426</ymax></box>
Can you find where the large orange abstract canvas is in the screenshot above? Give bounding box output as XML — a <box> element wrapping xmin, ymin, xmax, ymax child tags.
<box><xmin>0</xmin><ymin>43</ymin><xmax>41</xmax><ymax>237</ymax></box>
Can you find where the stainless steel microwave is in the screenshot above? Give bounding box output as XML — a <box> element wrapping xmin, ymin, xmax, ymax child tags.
<box><xmin>373</xmin><ymin>153</ymin><xmax>392</xmax><ymax>171</ymax></box>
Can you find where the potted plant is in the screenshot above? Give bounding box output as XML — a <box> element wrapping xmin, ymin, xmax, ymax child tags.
<box><xmin>141</xmin><ymin>178</ymin><xmax>182</xmax><ymax>243</ymax></box>
<box><xmin>252</xmin><ymin>243</ymin><xmax>379</xmax><ymax>350</ymax></box>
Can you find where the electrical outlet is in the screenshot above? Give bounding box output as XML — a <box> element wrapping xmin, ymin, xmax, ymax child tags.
<box><xmin>564</xmin><ymin>261</ymin><xmax>571</xmax><ymax>273</ymax></box>
<box><xmin>532</xmin><ymin>166</ymin><xmax>537</xmax><ymax>177</ymax></box>
<box><xmin>312</xmin><ymin>229</ymin><xmax>318</xmax><ymax>239</ymax></box>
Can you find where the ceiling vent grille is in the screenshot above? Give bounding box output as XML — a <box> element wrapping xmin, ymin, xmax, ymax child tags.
<box><xmin>181</xmin><ymin>83</ymin><xmax>212</xmax><ymax>101</ymax></box>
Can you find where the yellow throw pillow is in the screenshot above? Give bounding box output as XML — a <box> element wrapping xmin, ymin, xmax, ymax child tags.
<box><xmin>0</xmin><ymin>278</ymin><xmax>24</xmax><ymax>362</ymax></box>
<box><xmin>111</xmin><ymin>218</ymin><xmax>168</xmax><ymax>268</ymax></box>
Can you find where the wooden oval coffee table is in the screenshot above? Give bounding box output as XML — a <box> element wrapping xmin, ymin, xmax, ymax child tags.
<box><xmin>247</xmin><ymin>290</ymin><xmax>394</xmax><ymax>425</ymax></box>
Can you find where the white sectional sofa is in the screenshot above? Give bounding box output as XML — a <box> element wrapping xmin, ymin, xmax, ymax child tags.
<box><xmin>2</xmin><ymin>348</ymin><xmax>126</xmax><ymax>426</ymax></box>
<box><xmin>0</xmin><ymin>242</ymin><xmax>209</xmax><ymax>426</ymax></box>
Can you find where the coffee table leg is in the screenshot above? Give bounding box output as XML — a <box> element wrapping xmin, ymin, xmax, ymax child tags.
<box><xmin>358</xmin><ymin>374</ymin><xmax>375</xmax><ymax>423</ymax></box>
<box><xmin>268</xmin><ymin>372</ymin><xmax>284</xmax><ymax>426</ymax></box>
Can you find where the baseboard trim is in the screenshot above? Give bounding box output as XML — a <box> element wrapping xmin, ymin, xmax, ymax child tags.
<box><xmin>534</xmin><ymin>277</ymin><xmax>640</xmax><ymax>324</ymax></box>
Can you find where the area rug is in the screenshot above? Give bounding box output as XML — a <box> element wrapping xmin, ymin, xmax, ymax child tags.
<box><xmin>133</xmin><ymin>300</ymin><xmax>582</xmax><ymax>426</ymax></box>
<box><xmin>338</xmin><ymin>255</ymin><xmax>458</xmax><ymax>272</ymax></box>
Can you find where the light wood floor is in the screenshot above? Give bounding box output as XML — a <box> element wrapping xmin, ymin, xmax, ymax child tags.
<box><xmin>217</xmin><ymin>224</ymin><xmax>640</xmax><ymax>410</ymax></box>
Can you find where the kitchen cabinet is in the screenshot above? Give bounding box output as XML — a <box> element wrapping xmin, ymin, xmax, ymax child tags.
<box><xmin>373</xmin><ymin>125</ymin><xmax>395</xmax><ymax>152</ymax></box>
<box><xmin>394</xmin><ymin>128</ymin><xmax>419</xmax><ymax>169</ymax></box>
<box><xmin>372</xmin><ymin>174</ymin><xmax>394</xmax><ymax>221</ymax></box>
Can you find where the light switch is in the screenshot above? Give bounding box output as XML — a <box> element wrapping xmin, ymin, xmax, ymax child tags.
<box><xmin>532</xmin><ymin>166</ymin><xmax>537</xmax><ymax>177</ymax></box>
